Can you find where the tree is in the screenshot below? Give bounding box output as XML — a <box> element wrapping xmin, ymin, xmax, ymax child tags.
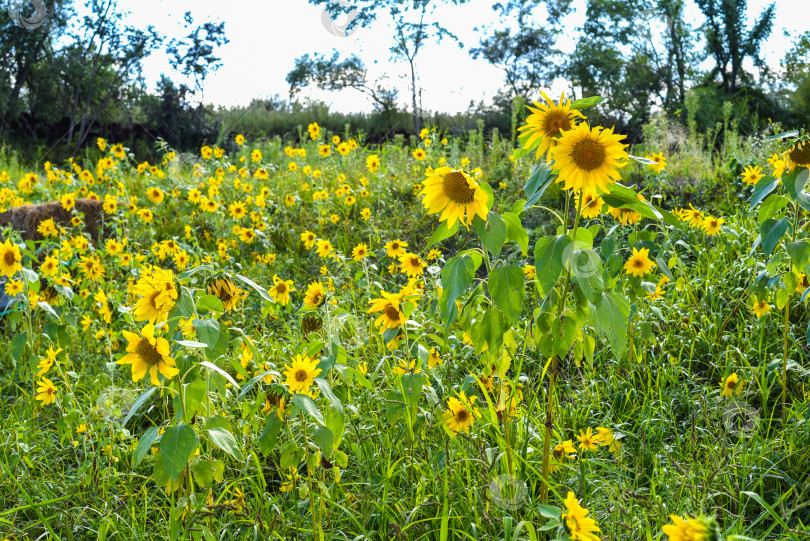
<box><xmin>286</xmin><ymin>51</ymin><xmax>398</xmax><ymax>113</ymax></box>
<box><xmin>471</xmin><ymin>0</ymin><xmax>572</xmax><ymax>99</ymax></box>
<box><xmin>695</xmin><ymin>0</ymin><xmax>775</xmax><ymax>92</ymax></box>
<box><xmin>311</xmin><ymin>0</ymin><xmax>467</xmax><ymax>132</ymax></box>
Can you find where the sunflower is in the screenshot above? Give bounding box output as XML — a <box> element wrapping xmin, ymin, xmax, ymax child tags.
<box><xmin>0</xmin><ymin>240</ymin><xmax>22</xmax><ymax>278</ymax></box>
<box><xmin>576</xmin><ymin>428</ymin><xmax>599</xmax><ymax>451</ymax></box>
<box><xmin>235</xmin><ymin>134</ymin><xmax>245</xmax><ymax>145</ymax></box>
<box><xmin>307</xmin><ymin>122</ymin><xmax>320</xmax><ymax>140</ymax></box>
<box><xmin>797</xmin><ymin>273</ymin><xmax>810</xmax><ymax>294</ymax></box>
<box><xmin>229</xmin><ymin>202</ymin><xmax>247</xmax><ymax>219</ymax></box>
<box><xmin>740</xmin><ymin>165</ymin><xmax>764</xmax><ymax>186</ymax></box>
<box><xmin>784</xmin><ymin>140</ymin><xmax>810</xmax><ymax>171</ymax></box>
<box><xmin>318</xmin><ymin>145</ymin><xmax>331</xmax><ymax>158</ymax></box>
<box><xmin>36</xmin><ymin>377</ymin><xmax>57</xmax><ymax>405</ymax></box>
<box><xmin>752</xmin><ymin>295</ymin><xmax>770</xmax><ymax>317</ymax></box>
<box><xmin>5</xmin><ymin>278</ymin><xmax>23</xmax><ymax>297</ymax></box>
<box><xmin>283</xmin><ymin>354</ymin><xmax>322</xmax><ymax>394</ymax></box>
<box><xmin>420</xmin><ymin>167</ymin><xmax>489</xmax><ymax>228</ymax></box>
<box><xmin>443</xmin><ymin>392</ymin><xmax>480</xmax><ymax>436</ymax></box>
<box><xmin>366</xmin><ymin>154</ymin><xmax>380</xmax><ymax>173</ymax></box>
<box><xmin>623</xmin><ymin>247</ymin><xmax>654</xmax><ymax>277</ymax></box>
<box><xmin>523</xmin><ymin>264</ymin><xmax>536</xmax><ymax>279</ymax></box>
<box><xmin>207</xmin><ymin>278</ymin><xmax>240</xmax><ymax>312</ymax></box>
<box><xmin>428</xmin><ymin>348</ymin><xmax>442</xmax><ymax>368</ymax></box>
<box><xmin>645</xmin><ymin>152</ymin><xmax>667</xmax><ymax>173</ymax></box>
<box><xmin>562</xmin><ymin>492</ymin><xmax>601</xmax><ymax>541</ymax></box>
<box><xmin>721</xmin><ymin>373</ymin><xmax>743</xmax><ymax>397</ymax></box>
<box><xmin>117</xmin><ymin>323</ymin><xmax>179</xmax><ymax>385</ymax></box>
<box><xmin>133</xmin><ymin>268</ymin><xmax>177</xmax><ymax>322</ymax></box>
<box><xmin>352</xmin><ymin>243</ymin><xmax>369</xmax><ymax>261</ymax></box>
<box><xmin>269</xmin><ymin>275</ymin><xmax>295</xmax><ymax>306</ymax></box>
<box><xmin>702</xmin><ymin>216</ymin><xmax>724</xmax><ymax>236</ymax></box>
<box><xmin>518</xmin><ymin>92</ymin><xmax>585</xmax><ymax>159</ymax></box>
<box><xmin>550</xmin><ymin>123</ymin><xmax>628</xmax><ymax>194</ymax></box>
<box><xmin>399</xmin><ymin>253</ymin><xmax>426</xmax><ymax>278</ymax></box>
<box><xmin>676</xmin><ymin>204</ymin><xmax>704</xmax><ymax>228</ymax></box>
<box><xmin>661</xmin><ymin>515</ymin><xmax>709</xmax><ymax>541</ymax></box>
<box><xmin>301</xmin><ymin>230</ymin><xmax>317</xmax><ymax>249</ymax></box>
<box><xmin>384</xmin><ymin>240</ymin><xmax>408</xmax><ymax>258</ymax></box>
<box><xmin>146</xmin><ymin>187</ymin><xmax>165</xmax><ymax>204</ymax></box>
<box><xmin>412</xmin><ymin>148</ymin><xmax>426</xmax><ymax>161</ymax></box>
<box><xmin>315</xmin><ymin>239</ymin><xmax>334</xmax><ymax>258</ymax></box>
<box><xmin>367</xmin><ymin>291</ymin><xmax>406</xmax><ymax>332</ymax></box>
<box><xmin>303</xmin><ymin>281</ymin><xmax>326</xmax><ymax>309</ymax></box>
<box><xmin>575</xmin><ymin>189</ymin><xmax>604</xmax><ymax>219</ymax></box>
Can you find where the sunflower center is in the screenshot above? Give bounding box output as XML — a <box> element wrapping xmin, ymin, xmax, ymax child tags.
<box><xmin>135</xmin><ymin>339</ymin><xmax>163</xmax><ymax>366</ymax></box>
<box><xmin>443</xmin><ymin>172</ymin><xmax>476</xmax><ymax>204</ymax></box>
<box><xmin>571</xmin><ymin>138</ymin><xmax>607</xmax><ymax>171</ymax></box>
<box><xmin>456</xmin><ymin>409</ymin><xmax>469</xmax><ymax>423</ymax></box>
<box><xmin>410</xmin><ymin>257</ymin><xmax>420</xmax><ymax>267</ymax></box>
<box><xmin>391</xmin><ymin>242</ymin><xmax>400</xmax><ymax>250</ymax></box>
<box><xmin>633</xmin><ymin>259</ymin><xmax>644</xmax><ymax>268</ymax></box>
<box><xmin>276</xmin><ymin>282</ymin><xmax>287</xmax><ymax>294</ymax></box>
<box><xmin>295</xmin><ymin>369</ymin><xmax>308</xmax><ymax>382</ymax></box>
<box><xmin>543</xmin><ymin>110</ymin><xmax>571</xmax><ymax>137</ymax></box>
<box><xmin>4</xmin><ymin>251</ymin><xmax>16</xmax><ymax>266</ymax></box>
<box><xmin>384</xmin><ymin>304</ymin><xmax>401</xmax><ymax>322</ymax></box>
<box><xmin>789</xmin><ymin>142</ymin><xmax>810</xmax><ymax>165</ymax></box>
<box><xmin>727</xmin><ymin>380</ymin><xmax>736</xmax><ymax>389</ymax></box>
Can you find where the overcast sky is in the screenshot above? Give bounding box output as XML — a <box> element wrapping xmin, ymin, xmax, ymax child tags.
<box><xmin>128</xmin><ymin>0</ymin><xmax>806</xmax><ymax>113</ymax></box>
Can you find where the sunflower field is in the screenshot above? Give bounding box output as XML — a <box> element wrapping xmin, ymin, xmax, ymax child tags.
<box><xmin>0</xmin><ymin>94</ymin><xmax>808</xmax><ymax>541</ymax></box>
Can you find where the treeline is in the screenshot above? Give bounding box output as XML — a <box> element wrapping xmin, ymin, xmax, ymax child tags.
<box><xmin>2</xmin><ymin>0</ymin><xmax>810</xmax><ymax>163</ymax></box>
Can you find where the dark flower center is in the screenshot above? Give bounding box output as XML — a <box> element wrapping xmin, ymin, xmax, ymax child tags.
<box><xmin>443</xmin><ymin>172</ymin><xmax>475</xmax><ymax>204</ymax></box>
<box><xmin>4</xmin><ymin>250</ymin><xmax>16</xmax><ymax>266</ymax></box>
<box><xmin>295</xmin><ymin>369</ymin><xmax>308</xmax><ymax>382</ymax></box>
<box><xmin>135</xmin><ymin>339</ymin><xmax>163</xmax><ymax>366</ymax></box>
<box><xmin>543</xmin><ymin>110</ymin><xmax>571</xmax><ymax>137</ymax></box>
<box><xmin>789</xmin><ymin>142</ymin><xmax>810</xmax><ymax>165</ymax></box>
<box><xmin>571</xmin><ymin>137</ymin><xmax>606</xmax><ymax>171</ymax></box>
<box><xmin>385</xmin><ymin>304</ymin><xmax>401</xmax><ymax>322</ymax></box>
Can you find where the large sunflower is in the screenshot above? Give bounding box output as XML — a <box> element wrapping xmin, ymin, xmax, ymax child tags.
<box><xmin>420</xmin><ymin>167</ymin><xmax>488</xmax><ymax>228</ymax></box>
<box><xmin>368</xmin><ymin>290</ymin><xmax>406</xmax><ymax>333</ymax></box>
<box><xmin>785</xmin><ymin>140</ymin><xmax>810</xmax><ymax>171</ymax></box>
<box><xmin>549</xmin><ymin>123</ymin><xmax>628</xmax><ymax>194</ymax></box>
<box><xmin>117</xmin><ymin>323</ymin><xmax>179</xmax><ymax>385</ymax></box>
<box><xmin>283</xmin><ymin>354</ymin><xmax>322</xmax><ymax>394</ymax></box>
<box><xmin>0</xmin><ymin>240</ymin><xmax>22</xmax><ymax>278</ymax></box>
<box><xmin>303</xmin><ymin>281</ymin><xmax>326</xmax><ymax>309</ymax></box>
<box><xmin>518</xmin><ymin>92</ymin><xmax>585</xmax><ymax>160</ymax></box>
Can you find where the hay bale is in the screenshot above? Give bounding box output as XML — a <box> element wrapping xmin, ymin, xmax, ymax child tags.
<box><xmin>0</xmin><ymin>198</ymin><xmax>106</xmax><ymax>243</ymax></box>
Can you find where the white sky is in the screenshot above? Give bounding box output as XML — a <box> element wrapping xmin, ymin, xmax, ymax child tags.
<box><xmin>126</xmin><ymin>0</ymin><xmax>807</xmax><ymax>113</ymax></box>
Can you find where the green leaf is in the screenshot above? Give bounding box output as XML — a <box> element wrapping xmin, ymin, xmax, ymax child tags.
<box><xmin>765</xmin><ymin>130</ymin><xmax>799</xmax><ymax>141</ymax></box>
<box><xmin>11</xmin><ymin>333</ymin><xmax>26</xmax><ymax>361</ymax></box>
<box><xmin>21</xmin><ymin>267</ymin><xmax>38</xmax><ymax>284</ymax></box>
<box><xmin>178</xmin><ymin>264</ymin><xmax>213</xmax><ymax>281</ymax></box>
<box><xmin>570</xmin><ymin>96</ymin><xmax>606</xmax><ymax>110</ymax></box>
<box><xmin>481</xmin><ymin>306</ymin><xmax>507</xmax><ymax>352</ymax></box>
<box><xmin>132</xmin><ymin>426</ymin><xmax>159</xmax><ymax>467</ymax></box>
<box><xmin>758</xmin><ymin>194</ymin><xmax>790</xmax><ymax>223</ymax></box>
<box><xmin>534</xmin><ymin>235</ymin><xmax>571</xmax><ymax>297</ymax></box>
<box><xmin>199</xmin><ymin>360</ymin><xmax>240</xmax><ymax>389</ymax></box>
<box><xmin>426</xmin><ymin>221</ymin><xmax>459</xmax><ymax>248</ymax></box>
<box><xmin>488</xmin><ymin>266</ymin><xmax>524</xmax><ymax>324</ymax></box>
<box><xmin>182</xmin><ymin>381</ymin><xmax>208</xmax><ymax>423</ymax></box>
<box><xmin>190</xmin><ymin>460</ymin><xmax>214</xmax><ymax>487</ymax></box>
<box><xmin>760</xmin><ymin>218</ymin><xmax>789</xmax><ymax>255</ymax></box>
<box><xmin>628</xmin><ymin>154</ymin><xmax>658</xmax><ymax>165</ymax></box>
<box><xmin>502</xmin><ymin>212</ymin><xmax>529</xmax><ymax>255</ymax></box>
<box><xmin>235</xmin><ymin>274</ymin><xmax>273</xmax><ymax>302</ymax></box>
<box><xmin>291</xmin><ymin>394</ymin><xmax>324</xmax><ymax>425</ymax></box>
<box><xmin>315</xmin><ymin>378</ymin><xmax>343</xmax><ymax>413</ymax></box>
<box><xmin>325</xmin><ymin>406</ymin><xmax>345</xmax><ymax>447</ymax></box>
<box><xmin>160</xmin><ymin>424</ymin><xmax>198</xmax><ymax>480</ymax></box>
<box><xmin>258</xmin><ymin>415</ymin><xmax>283</xmax><ymax>455</ymax></box>
<box><xmin>537</xmin><ymin>504</ymin><xmax>562</xmax><ymax>519</ymax></box>
<box><xmin>552</xmin><ymin>316</ymin><xmax>577</xmax><ymax>358</ymax></box>
<box><xmin>193</xmin><ymin>319</ymin><xmax>220</xmax><ymax>351</ymax></box>
<box><xmin>602</xmin><ymin>184</ymin><xmax>662</xmax><ymax>221</ymax></box>
<box><xmin>474</xmin><ymin>212</ymin><xmax>507</xmax><ymax>257</ymax></box>
<box><xmin>787</xmin><ymin>241</ymin><xmax>810</xmax><ymax>269</ymax></box>
<box><xmin>439</xmin><ymin>254</ymin><xmax>478</xmax><ymax>318</ymax></box>
<box><xmin>121</xmin><ymin>387</ymin><xmax>157</xmax><ymax>428</ymax></box>
<box><xmin>206</xmin><ymin>427</ymin><xmax>245</xmax><ymax>462</ymax></box>
<box><xmin>592</xmin><ymin>292</ymin><xmax>630</xmax><ymax>357</ymax></box>
<box><xmin>523</xmin><ymin>163</ymin><xmax>555</xmax><ymax>210</ymax></box>
<box><xmin>196</xmin><ymin>295</ymin><xmax>224</xmax><ymax>314</ymax></box>
<box><xmin>749</xmin><ymin>176</ymin><xmax>780</xmax><ymax>210</ymax></box>
<box><xmin>313</xmin><ymin>426</ymin><xmax>334</xmax><ymax>459</ymax></box>
<box><xmin>794</xmin><ymin>168</ymin><xmax>810</xmax><ymax>211</ymax></box>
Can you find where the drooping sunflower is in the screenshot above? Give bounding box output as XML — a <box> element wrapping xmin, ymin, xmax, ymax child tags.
<box><xmin>575</xmin><ymin>189</ymin><xmax>604</xmax><ymax>219</ymax></box>
<box><xmin>303</xmin><ymin>281</ymin><xmax>326</xmax><ymax>309</ymax></box>
<box><xmin>367</xmin><ymin>290</ymin><xmax>406</xmax><ymax>333</ymax></box>
<box><xmin>561</xmin><ymin>492</ymin><xmax>601</xmax><ymax>541</ymax></box>
<box><xmin>420</xmin><ymin>167</ymin><xmax>489</xmax><ymax>228</ymax></box>
<box><xmin>443</xmin><ymin>392</ymin><xmax>480</xmax><ymax>436</ymax></box>
<box><xmin>207</xmin><ymin>278</ymin><xmax>240</xmax><ymax>312</ymax></box>
<box><xmin>0</xmin><ymin>240</ymin><xmax>22</xmax><ymax>278</ymax></box>
<box><xmin>623</xmin><ymin>247</ymin><xmax>654</xmax><ymax>277</ymax></box>
<box><xmin>269</xmin><ymin>275</ymin><xmax>295</xmax><ymax>306</ymax></box>
<box><xmin>518</xmin><ymin>92</ymin><xmax>585</xmax><ymax>159</ymax></box>
<box><xmin>784</xmin><ymin>139</ymin><xmax>810</xmax><ymax>171</ymax></box>
<box><xmin>283</xmin><ymin>354</ymin><xmax>322</xmax><ymax>395</ymax></box>
<box><xmin>549</xmin><ymin>123</ymin><xmax>628</xmax><ymax>194</ymax></box>
<box><xmin>117</xmin><ymin>323</ymin><xmax>179</xmax><ymax>385</ymax></box>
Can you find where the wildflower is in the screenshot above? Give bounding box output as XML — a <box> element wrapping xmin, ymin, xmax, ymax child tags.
<box><xmin>562</xmin><ymin>492</ymin><xmax>601</xmax><ymax>541</ymax></box>
<box><xmin>784</xmin><ymin>140</ymin><xmax>810</xmax><ymax>171</ymax></box>
<box><xmin>721</xmin><ymin>373</ymin><xmax>743</xmax><ymax>397</ymax></box>
<box><xmin>368</xmin><ymin>291</ymin><xmax>406</xmax><ymax>333</ymax></box>
<box><xmin>303</xmin><ymin>281</ymin><xmax>326</xmax><ymax>308</ymax></box>
<box><xmin>207</xmin><ymin>278</ymin><xmax>240</xmax><ymax>312</ymax></box>
<box><xmin>307</xmin><ymin>123</ymin><xmax>320</xmax><ymax>140</ymax></box>
<box><xmin>117</xmin><ymin>323</ymin><xmax>179</xmax><ymax>385</ymax></box>
<box><xmin>428</xmin><ymin>348</ymin><xmax>442</xmax><ymax>368</ymax></box>
<box><xmin>443</xmin><ymin>392</ymin><xmax>480</xmax><ymax>436</ymax></box>
<box><xmin>269</xmin><ymin>275</ymin><xmax>295</xmax><ymax>306</ymax></box>
<box><xmin>523</xmin><ymin>264</ymin><xmax>536</xmax><ymax>280</ymax></box>
<box><xmin>702</xmin><ymin>216</ymin><xmax>724</xmax><ymax>236</ymax></box>
<box><xmin>740</xmin><ymin>165</ymin><xmax>764</xmax><ymax>186</ymax></box>
<box><xmin>752</xmin><ymin>296</ymin><xmax>770</xmax><ymax>317</ymax></box>
<box><xmin>412</xmin><ymin>148</ymin><xmax>426</xmax><ymax>161</ymax></box>
<box><xmin>549</xmin><ymin>123</ymin><xmax>628</xmax><ymax>195</ymax></box>
<box><xmin>352</xmin><ymin>243</ymin><xmax>369</xmax><ymax>262</ymax></box>
<box><xmin>661</xmin><ymin>514</ymin><xmax>710</xmax><ymax>541</ymax></box>
<box><xmin>646</xmin><ymin>152</ymin><xmax>667</xmax><ymax>173</ymax></box>
<box><xmin>384</xmin><ymin>239</ymin><xmax>408</xmax><ymax>258</ymax></box>
<box><xmin>36</xmin><ymin>377</ymin><xmax>57</xmax><ymax>405</ymax></box>
<box><xmin>399</xmin><ymin>253</ymin><xmax>426</xmax><ymax>278</ymax></box>
<box><xmin>577</xmin><ymin>428</ymin><xmax>599</xmax><ymax>452</ymax></box>
<box><xmin>366</xmin><ymin>154</ymin><xmax>380</xmax><ymax>172</ymax></box>
<box><xmin>576</xmin><ymin>189</ymin><xmax>604</xmax><ymax>219</ymax></box>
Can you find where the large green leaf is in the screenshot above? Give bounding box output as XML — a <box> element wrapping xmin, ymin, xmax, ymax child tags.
<box><xmin>313</xmin><ymin>426</ymin><xmax>334</xmax><ymax>459</ymax></box>
<box><xmin>787</xmin><ymin>241</ymin><xmax>810</xmax><ymax>269</ymax></box>
<box><xmin>592</xmin><ymin>292</ymin><xmax>630</xmax><ymax>357</ymax></box>
<box><xmin>207</xmin><ymin>427</ymin><xmax>245</xmax><ymax>462</ymax></box>
<box><xmin>749</xmin><ymin>176</ymin><xmax>780</xmax><ymax>210</ymax></box>
<box><xmin>502</xmin><ymin>212</ymin><xmax>529</xmax><ymax>255</ymax></box>
<box><xmin>533</xmin><ymin>235</ymin><xmax>571</xmax><ymax>296</ymax></box>
<box><xmin>426</xmin><ymin>221</ymin><xmax>459</xmax><ymax>248</ymax></box>
<box><xmin>760</xmin><ymin>218</ymin><xmax>789</xmax><ymax>255</ymax></box>
<box><xmin>474</xmin><ymin>213</ymin><xmax>507</xmax><ymax>257</ymax></box>
<box><xmin>439</xmin><ymin>254</ymin><xmax>479</xmax><ymax>318</ymax></box>
<box><xmin>160</xmin><ymin>424</ymin><xmax>199</xmax><ymax>480</ymax></box>
<box><xmin>481</xmin><ymin>306</ymin><xmax>507</xmax><ymax>352</ymax></box>
<box><xmin>488</xmin><ymin>266</ymin><xmax>524</xmax><ymax>323</ymax></box>
<box><xmin>523</xmin><ymin>163</ymin><xmax>555</xmax><ymax>210</ymax></box>
<box><xmin>292</xmin><ymin>394</ymin><xmax>324</xmax><ymax>425</ymax></box>
<box><xmin>602</xmin><ymin>184</ymin><xmax>662</xmax><ymax>221</ymax></box>
<box><xmin>132</xmin><ymin>426</ymin><xmax>159</xmax><ymax>467</ymax></box>
<box><xmin>182</xmin><ymin>381</ymin><xmax>208</xmax><ymax>423</ymax></box>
